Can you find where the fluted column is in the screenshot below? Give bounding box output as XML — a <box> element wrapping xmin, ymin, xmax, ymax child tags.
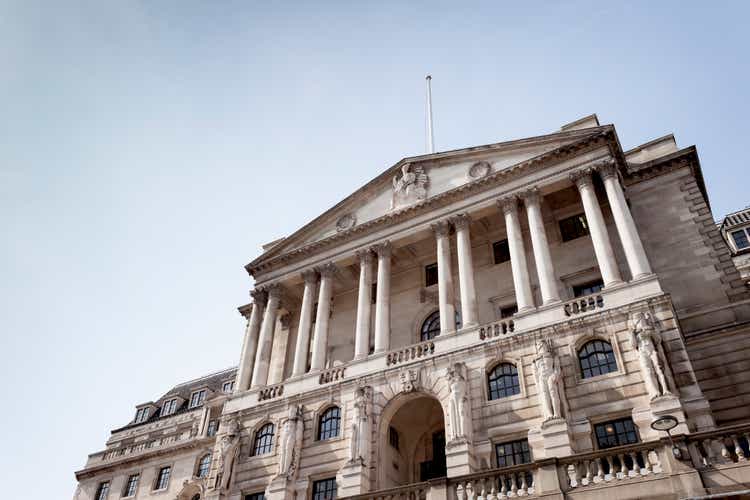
<box><xmin>310</xmin><ymin>263</ymin><xmax>335</xmax><ymax>371</ymax></box>
<box><xmin>235</xmin><ymin>291</ymin><xmax>266</xmax><ymax>391</ymax></box>
<box><xmin>597</xmin><ymin>160</ymin><xmax>652</xmax><ymax>279</ymax></box>
<box><xmin>570</xmin><ymin>169</ymin><xmax>623</xmax><ymax>287</ymax></box>
<box><xmin>522</xmin><ymin>188</ymin><xmax>560</xmax><ymax>305</ymax></box>
<box><xmin>433</xmin><ymin>220</ymin><xmax>457</xmax><ymax>334</ymax></box>
<box><xmin>373</xmin><ymin>242</ymin><xmax>392</xmax><ymax>353</ymax></box>
<box><xmin>292</xmin><ymin>270</ymin><xmax>318</xmax><ymax>376</ymax></box>
<box><xmin>354</xmin><ymin>250</ymin><xmax>373</xmax><ymax>359</ymax></box>
<box><xmin>499</xmin><ymin>197</ymin><xmax>535</xmax><ymax>312</ymax></box>
<box><xmin>251</xmin><ymin>285</ymin><xmax>281</xmax><ymax>389</ymax></box>
<box><xmin>452</xmin><ymin>214</ymin><xmax>478</xmax><ymax>327</ymax></box>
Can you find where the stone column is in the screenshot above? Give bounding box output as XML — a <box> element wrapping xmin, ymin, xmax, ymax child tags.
<box><xmin>310</xmin><ymin>263</ymin><xmax>335</xmax><ymax>371</ymax></box>
<box><xmin>354</xmin><ymin>250</ymin><xmax>373</xmax><ymax>359</ymax></box>
<box><xmin>522</xmin><ymin>188</ymin><xmax>561</xmax><ymax>305</ymax></box>
<box><xmin>433</xmin><ymin>220</ymin><xmax>457</xmax><ymax>334</ymax></box>
<box><xmin>235</xmin><ymin>293</ymin><xmax>266</xmax><ymax>391</ymax></box>
<box><xmin>292</xmin><ymin>270</ymin><xmax>318</xmax><ymax>377</ymax></box>
<box><xmin>251</xmin><ymin>285</ymin><xmax>281</xmax><ymax>389</ymax></box>
<box><xmin>597</xmin><ymin>160</ymin><xmax>653</xmax><ymax>279</ymax></box>
<box><xmin>570</xmin><ymin>169</ymin><xmax>623</xmax><ymax>287</ymax></box>
<box><xmin>373</xmin><ymin>242</ymin><xmax>392</xmax><ymax>353</ymax></box>
<box><xmin>452</xmin><ymin>214</ymin><xmax>478</xmax><ymax>327</ymax></box>
<box><xmin>499</xmin><ymin>197</ymin><xmax>535</xmax><ymax>312</ymax></box>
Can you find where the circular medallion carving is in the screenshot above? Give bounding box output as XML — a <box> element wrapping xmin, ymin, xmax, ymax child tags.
<box><xmin>468</xmin><ymin>161</ymin><xmax>491</xmax><ymax>180</ymax></box>
<box><xmin>336</xmin><ymin>213</ymin><xmax>356</xmax><ymax>232</ymax></box>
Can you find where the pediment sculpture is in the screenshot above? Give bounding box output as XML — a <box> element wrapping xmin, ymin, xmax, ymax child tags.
<box><xmin>391</xmin><ymin>163</ymin><xmax>428</xmax><ymax>209</ymax></box>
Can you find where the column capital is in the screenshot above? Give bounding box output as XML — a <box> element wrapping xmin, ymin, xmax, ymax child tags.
<box><xmin>569</xmin><ymin>168</ymin><xmax>595</xmax><ymax>189</ymax></box>
<box><xmin>316</xmin><ymin>262</ymin><xmax>338</xmax><ymax>278</ymax></box>
<box><xmin>372</xmin><ymin>240</ymin><xmax>392</xmax><ymax>257</ymax></box>
<box><xmin>301</xmin><ymin>269</ymin><xmax>319</xmax><ymax>285</ymax></box>
<box><xmin>250</xmin><ymin>289</ymin><xmax>268</xmax><ymax>307</ymax></box>
<box><xmin>356</xmin><ymin>249</ymin><xmax>374</xmax><ymax>265</ymax></box>
<box><xmin>238</xmin><ymin>302</ymin><xmax>255</xmax><ymax>320</ymax></box>
<box><xmin>497</xmin><ymin>196</ymin><xmax>519</xmax><ymax>215</ymax></box>
<box><xmin>450</xmin><ymin>213</ymin><xmax>471</xmax><ymax>230</ymax></box>
<box><xmin>520</xmin><ymin>187</ymin><xmax>542</xmax><ymax>207</ymax></box>
<box><xmin>431</xmin><ymin>219</ymin><xmax>452</xmax><ymax>238</ymax></box>
<box><xmin>595</xmin><ymin>158</ymin><xmax>618</xmax><ymax>180</ymax></box>
<box><xmin>262</xmin><ymin>283</ymin><xmax>283</xmax><ymax>301</ymax></box>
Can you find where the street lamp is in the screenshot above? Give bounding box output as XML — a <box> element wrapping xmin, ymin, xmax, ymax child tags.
<box><xmin>651</xmin><ymin>415</ymin><xmax>681</xmax><ymax>459</ymax></box>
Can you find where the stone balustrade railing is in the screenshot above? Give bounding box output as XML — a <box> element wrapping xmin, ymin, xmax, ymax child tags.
<box><xmin>386</xmin><ymin>340</ymin><xmax>436</xmax><ymax>367</ymax></box>
<box><xmin>319</xmin><ymin>366</ymin><xmax>346</xmax><ymax>385</ymax></box>
<box><xmin>341</xmin><ymin>481</ymin><xmax>430</xmax><ymax>500</ymax></box>
<box><xmin>102</xmin><ymin>434</ymin><xmax>182</xmax><ymax>462</ymax></box>
<box><xmin>258</xmin><ymin>383</ymin><xmax>284</xmax><ymax>401</ymax></box>
<box><xmin>558</xmin><ymin>441</ymin><xmax>662</xmax><ymax>488</ymax></box>
<box><xmin>478</xmin><ymin>319</ymin><xmax>515</xmax><ymax>341</ymax></box>
<box><xmin>563</xmin><ymin>293</ymin><xmax>604</xmax><ymax>317</ymax></box>
<box><xmin>684</xmin><ymin>422</ymin><xmax>750</xmax><ymax>467</ymax></box>
<box><xmin>450</xmin><ymin>462</ymin><xmax>537</xmax><ymax>498</ymax></box>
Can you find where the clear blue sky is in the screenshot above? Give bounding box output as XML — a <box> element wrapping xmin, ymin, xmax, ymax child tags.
<box><xmin>1</xmin><ymin>1</ymin><xmax>748</xmax><ymax>497</ymax></box>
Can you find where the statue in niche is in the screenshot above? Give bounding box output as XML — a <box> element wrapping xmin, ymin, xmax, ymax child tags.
<box><xmin>348</xmin><ymin>385</ymin><xmax>371</xmax><ymax>464</ymax></box>
<box><xmin>277</xmin><ymin>405</ymin><xmax>304</xmax><ymax>479</ymax></box>
<box><xmin>446</xmin><ymin>362</ymin><xmax>470</xmax><ymax>442</ymax></box>
<box><xmin>215</xmin><ymin>418</ymin><xmax>240</xmax><ymax>491</ymax></box>
<box><xmin>391</xmin><ymin>163</ymin><xmax>428</xmax><ymax>209</ymax></box>
<box><xmin>629</xmin><ymin>311</ymin><xmax>673</xmax><ymax>399</ymax></box>
<box><xmin>533</xmin><ymin>339</ymin><xmax>567</xmax><ymax>421</ymax></box>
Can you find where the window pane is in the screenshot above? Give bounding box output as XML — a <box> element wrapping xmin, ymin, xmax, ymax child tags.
<box><xmin>253</xmin><ymin>423</ymin><xmax>275</xmax><ymax>455</ymax></box>
<box><xmin>245</xmin><ymin>494</ymin><xmax>266</xmax><ymax>500</ymax></box>
<box><xmin>318</xmin><ymin>407</ymin><xmax>341</xmax><ymax>441</ymax></box>
<box><xmin>573</xmin><ymin>279</ymin><xmax>604</xmax><ymax>297</ymax></box>
<box><xmin>594</xmin><ymin>418</ymin><xmax>640</xmax><ymax>449</ymax></box>
<box><xmin>155</xmin><ymin>466</ymin><xmax>171</xmax><ymax>490</ymax></box>
<box><xmin>578</xmin><ymin>340</ymin><xmax>618</xmax><ymax>379</ymax></box>
<box><xmin>732</xmin><ymin>230</ymin><xmax>750</xmax><ymax>249</ymax></box>
<box><xmin>488</xmin><ymin>363</ymin><xmax>521</xmax><ymax>400</ymax></box>
<box><xmin>493</xmin><ymin>239</ymin><xmax>511</xmax><ymax>264</ymax></box>
<box><xmin>425</xmin><ymin>263</ymin><xmax>438</xmax><ymax>287</ymax></box>
<box><xmin>559</xmin><ymin>213</ymin><xmax>590</xmax><ymax>242</ymax></box>
<box><xmin>197</xmin><ymin>454</ymin><xmax>211</xmax><ymax>478</ymax></box>
<box><xmin>312</xmin><ymin>478</ymin><xmax>337</xmax><ymax>500</ymax></box>
<box><xmin>95</xmin><ymin>482</ymin><xmax>110</xmax><ymax>500</ymax></box>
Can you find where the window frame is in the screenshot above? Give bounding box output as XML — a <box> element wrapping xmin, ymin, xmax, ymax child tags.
<box><xmin>134</xmin><ymin>407</ymin><xmax>149</xmax><ymax>423</ymax></box>
<box><xmin>222</xmin><ymin>380</ymin><xmax>235</xmax><ymax>393</ymax></box>
<box><xmin>593</xmin><ymin>417</ymin><xmax>640</xmax><ymax>450</ymax></box>
<box><xmin>94</xmin><ymin>480</ymin><xmax>110</xmax><ymax>500</ymax></box>
<box><xmin>196</xmin><ymin>453</ymin><xmax>212</xmax><ymax>478</ymax></box>
<box><xmin>494</xmin><ymin>438</ymin><xmax>532</xmax><ymax>468</ymax></box>
<box><xmin>153</xmin><ymin>465</ymin><xmax>172</xmax><ymax>491</ymax></box>
<box><xmin>161</xmin><ymin>398</ymin><xmax>178</xmax><ymax>417</ymax></box>
<box><xmin>577</xmin><ymin>339</ymin><xmax>619</xmax><ymax>380</ymax></box>
<box><xmin>206</xmin><ymin>419</ymin><xmax>219</xmax><ymax>437</ymax></box>
<box><xmin>317</xmin><ymin>406</ymin><xmax>342</xmax><ymax>441</ymax></box>
<box><xmin>311</xmin><ymin>477</ymin><xmax>338</xmax><ymax>500</ymax></box>
<box><xmin>572</xmin><ymin>279</ymin><xmax>604</xmax><ymax>298</ymax></box>
<box><xmin>558</xmin><ymin>212</ymin><xmax>590</xmax><ymax>242</ymax></box>
<box><xmin>486</xmin><ymin>362</ymin><xmax>522</xmax><ymax>401</ymax></box>
<box><xmin>420</xmin><ymin>309</ymin><xmax>462</xmax><ymax>342</ymax></box>
<box><xmin>492</xmin><ymin>239</ymin><xmax>511</xmax><ymax>265</ymax></box>
<box><xmin>424</xmin><ymin>262</ymin><xmax>439</xmax><ymax>287</ymax></box>
<box><xmin>122</xmin><ymin>473</ymin><xmax>139</xmax><ymax>498</ymax></box>
<box><xmin>189</xmin><ymin>389</ymin><xmax>207</xmax><ymax>409</ymax></box>
<box><xmin>245</xmin><ymin>493</ymin><xmax>266</xmax><ymax>500</ymax></box>
<box><xmin>252</xmin><ymin>422</ymin><xmax>275</xmax><ymax>456</ymax></box>
<box><xmin>731</xmin><ymin>227</ymin><xmax>750</xmax><ymax>251</ymax></box>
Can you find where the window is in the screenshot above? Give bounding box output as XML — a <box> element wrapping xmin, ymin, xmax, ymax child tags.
<box><xmin>420</xmin><ymin>310</ymin><xmax>462</xmax><ymax>341</ymax></box>
<box><xmin>161</xmin><ymin>399</ymin><xmax>177</xmax><ymax>416</ymax></box>
<box><xmin>94</xmin><ymin>481</ymin><xmax>110</xmax><ymax>500</ymax></box>
<box><xmin>732</xmin><ymin>229</ymin><xmax>750</xmax><ymax>250</ymax></box>
<box><xmin>487</xmin><ymin>363</ymin><xmax>521</xmax><ymax>400</ymax></box>
<box><xmin>371</xmin><ymin>282</ymin><xmax>377</xmax><ymax>304</ymax></box>
<box><xmin>253</xmin><ymin>423</ymin><xmax>275</xmax><ymax>456</ymax></box>
<box><xmin>559</xmin><ymin>213</ymin><xmax>589</xmax><ymax>242</ymax></box>
<box><xmin>245</xmin><ymin>494</ymin><xmax>266</xmax><ymax>500</ymax></box>
<box><xmin>318</xmin><ymin>406</ymin><xmax>341</xmax><ymax>441</ymax></box>
<box><xmin>189</xmin><ymin>389</ymin><xmax>207</xmax><ymax>408</ymax></box>
<box><xmin>493</xmin><ymin>239</ymin><xmax>511</xmax><ymax>264</ymax></box>
<box><xmin>222</xmin><ymin>381</ymin><xmax>235</xmax><ymax>393</ymax></box>
<box><xmin>495</xmin><ymin>439</ymin><xmax>531</xmax><ymax>467</ymax></box>
<box><xmin>154</xmin><ymin>466</ymin><xmax>171</xmax><ymax>490</ymax></box>
<box><xmin>197</xmin><ymin>454</ymin><xmax>211</xmax><ymax>478</ymax></box>
<box><xmin>206</xmin><ymin>419</ymin><xmax>219</xmax><ymax>437</ymax></box>
<box><xmin>134</xmin><ymin>407</ymin><xmax>149</xmax><ymax>423</ymax></box>
<box><xmin>389</xmin><ymin>426</ymin><xmax>400</xmax><ymax>451</ymax></box>
<box><xmin>425</xmin><ymin>263</ymin><xmax>438</xmax><ymax>287</ymax></box>
<box><xmin>499</xmin><ymin>304</ymin><xmax>518</xmax><ymax>319</ymax></box>
<box><xmin>594</xmin><ymin>418</ymin><xmax>639</xmax><ymax>449</ymax></box>
<box><xmin>578</xmin><ymin>340</ymin><xmax>618</xmax><ymax>379</ymax></box>
<box><xmin>122</xmin><ymin>474</ymin><xmax>139</xmax><ymax>497</ymax></box>
<box><xmin>573</xmin><ymin>279</ymin><xmax>604</xmax><ymax>297</ymax></box>
<box><xmin>312</xmin><ymin>478</ymin><xmax>337</xmax><ymax>500</ymax></box>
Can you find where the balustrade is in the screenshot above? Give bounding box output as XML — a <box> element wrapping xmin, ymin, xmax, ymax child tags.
<box><xmin>258</xmin><ymin>383</ymin><xmax>284</xmax><ymax>401</ymax></box>
<box><xmin>319</xmin><ymin>366</ymin><xmax>346</xmax><ymax>385</ymax></box>
<box><xmin>451</xmin><ymin>463</ymin><xmax>537</xmax><ymax>499</ymax></box>
<box><xmin>560</xmin><ymin>441</ymin><xmax>662</xmax><ymax>488</ymax></box>
<box><xmin>685</xmin><ymin>423</ymin><xmax>750</xmax><ymax>467</ymax></box>
<box><xmin>341</xmin><ymin>481</ymin><xmax>429</xmax><ymax>500</ymax></box>
<box><xmin>563</xmin><ymin>294</ymin><xmax>604</xmax><ymax>317</ymax></box>
<box><xmin>478</xmin><ymin>320</ymin><xmax>515</xmax><ymax>340</ymax></box>
<box><xmin>386</xmin><ymin>340</ymin><xmax>435</xmax><ymax>367</ymax></box>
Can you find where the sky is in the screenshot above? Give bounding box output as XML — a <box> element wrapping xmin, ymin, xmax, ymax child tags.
<box><xmin>1</xmin><ymin>1</ymin><xmax>748</xmax><ymax>497</ymax></box>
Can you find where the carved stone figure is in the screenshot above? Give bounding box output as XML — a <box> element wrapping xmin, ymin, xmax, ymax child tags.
<box><xmin>446</xmin><ymin>363</ymin><xmax>470</xmax><ymax>442</ymax></box>
<box><xmin>277</xmin><ymin>405</ymin><xmax>304</xmax><ymax>479</ymax></box>
<box><xmin>348</xmin><ymin>385</ymin><xmax>371</xmax><ymax>464</ymax></box>
<box><xmin>533</xmin><ymin>339</ymin><xmax>567</xmax><ymax>421</ymax></box>
<box><xmin>391</xmin><ymin>163</ymin><xmax>428</xmax><ymax>209</ymax></box>
<box><xmin>400</xmin><ymin>368</ymin><xmax>421</xmax><ymax>393</ymax></box>
<box><xmin>629</xmin><ymin>311</ymin><xmax>672</xmax><ymax>399</ymax></box>
<box><xmin>215</xmin><ymin>418</ymin><xmax>240</xmax><ymax>491</ymax></box>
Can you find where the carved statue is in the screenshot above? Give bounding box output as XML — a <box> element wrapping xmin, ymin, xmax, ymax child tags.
<box><xmin>629</xmin><ymin>311</ymin><xmax>673</xmax><ymax>399</ymax></box>
<box><xmin>391</xmin><ymin>163</ymin><xmax>428</xmax><ymax>209</ymax></box>
<box><xmin>446</xmin><ymin>363</ymin><xmax>470</xmax><ymax>442</ymax></box>
<box><xmin>277</xmin><ymin>405</ymin><xmax>304</xmax><ymax>479</ymax></box>
<box><xmin>215</xmin><ymin>418</ymin><xmax>240</xmax><ymax>491</ymax></box>
<box><xmin>533</xmin><ymin>339</ymin><xmax>567</xmax><ymax>421</ymax></box>
<box><xmin>400</xmin><ymin>368</ymin><xmax>421</xmax><ymax>393</ymax></box>
<box><xmin>348</xmin><ymin>386</ymin><xmax>371</xmax><ymax>464</ymax></box>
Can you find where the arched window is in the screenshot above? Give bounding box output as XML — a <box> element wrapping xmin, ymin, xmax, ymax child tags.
<box><xmin>252</xmin><ymin>423</ymin><xmax>275</xmax><ymax>456</ymax></box>
<box><xmin>420</xmin><ymin>310</ymin><xmax>462</xmax><ymax>341</ymax></box>
<box><xmin>318</xmin><ymin>406</ymin><xmax>341</xmax><ymax>441</ymax></box>
<box><xmin>196</xmin><ymin>453</ymin><xmax>211</xmax><ymax>478</ymax></box>
<box><xmin>488</xmin><ymin>363</ymin><xmax>521</xmax><ymax>400</ymax></box>
<box><xmin>578</xmin><ymin>339</ymin><xmax>618</xmax><ymax>379</ymax></box>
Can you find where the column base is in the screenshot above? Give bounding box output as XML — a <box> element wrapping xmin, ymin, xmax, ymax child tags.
<box><xmin>602</xmin><ymin>279</ymin><xmax>625</xmax><ymax>289</ymax></box>
<box><xmin>528</xmin><ymin>418</ymin><xmax>574</xmax><ymax>458</ymax></box>
<box><xmin>445</xmin><ymin>440</ymin><xmax>477</xmax><ymax>477</ymax></box>
<box><xmin>336</xmin><ymin>460</ymin><xmax>370</xmax><ymax>496</ymax></box>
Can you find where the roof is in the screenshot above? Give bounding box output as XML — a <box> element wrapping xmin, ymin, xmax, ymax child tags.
<box><xmin>719</xmin><ymin>206</ymin><xmax>750</xmax><ymax>230</ymax></box>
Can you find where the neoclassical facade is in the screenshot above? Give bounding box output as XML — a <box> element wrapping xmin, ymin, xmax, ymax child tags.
<box><xmin>74</xmin><ymin>115</ymin><xmax>750</xmax><ymax>500</ymax></box>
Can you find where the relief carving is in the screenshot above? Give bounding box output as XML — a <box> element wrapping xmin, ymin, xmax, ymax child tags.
<box><xmin>446</xmin><ymin>362</ymin><xmax>471</xmax><ymax>443</ymax></box>
<box><xmin>347</xmin><ymin>385</ymin><xmax>371</xmax><ymax>464</ymax></box>
<box><xmin>276</xmin><ymin>405</ymin><xmax>304</xmax><ymax>479</ymax></box>
<box><xmin>629</xmin><ymin>311</ymin><xmax>674</xmax><ymax>399</ymax></box>
<box><xmin>533</xmin><ymin>339</ymin><xmax>568</xmax><ymax>422</ymax></box>
<box><xmin>214</xmin><ymin>417</ymin><xmax>240</xmax><ymax>491</ymax></box>
<box><xmin>391</xmin><ymin>163</ymin><xmax>428</xmax><ymax>209</ymax></box>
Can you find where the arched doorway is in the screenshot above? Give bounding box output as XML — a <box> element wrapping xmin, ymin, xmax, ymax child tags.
<box><xmin>378</xmin><ymin>392</ymin><xmax>447</xmax><ymax>489</ymax></box>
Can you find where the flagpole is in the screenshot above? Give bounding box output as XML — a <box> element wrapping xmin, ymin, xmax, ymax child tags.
<box><xmin>426</xmin><ymin>75</ymin><xmax>435</xmax><ymax>154</ymax></box>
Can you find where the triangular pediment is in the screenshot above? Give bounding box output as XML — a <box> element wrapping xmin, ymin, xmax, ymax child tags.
<box><xmin>249</xmin><ymin>126</ymin><xmax>607</xmax><ymax>270</ymax></box>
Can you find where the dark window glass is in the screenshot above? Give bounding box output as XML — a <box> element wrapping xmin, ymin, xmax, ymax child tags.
<box><xmin>573</xmin><ymin>279</ymin><xmax>604</xmax><ymax>298</ymax></box>
<box><xmin>493</xmin><ymin>239</ymin><xmax>511</xmax><ymax>264</ymax></box>
<box><xmin>389</xmin><ymin>426</ymin><xmax>400</xmax><ymax>450</ymax></box>
<box><xmin>559</xmin><ymin>213</ymin><xmax>590</xmax><ymax>242</ymax></box>
<box><xmin>154</xmin><ymin>466</ymin><xmax>171</xmax><ymax>490</ymax></box>
<box><xmin>425</xmin><ymin>263</ymin><xmax>438</xmax><ymax>287</ymax></box>
<box><xmin>420</xmin><ymin>310</ymin><xmax>462</xmax><ymax>341</ymax></box>
<box><xmin>197</xmin><ymin>454</ymin><xmax>211</xmax><ymax>478</ymax></box>
<box><xmin>253</xmin><ymin>423</ymin><xmax>275</xmax><ymax>455</ymax></box>
<box><xmin>312</xmin><ymin>478</ymin><xmax>337</xmax><ymax>500</ymax></box>
<box><xmin>318</xmin><ymin>407</ymin><xmax>341</xmax><ymax>440</ymax></box>
<box><xmin>495</xmin><ymin>439</ymin><xmax>531</xmax><ymax>467</ymax></box>
<box><xmin>594</xmin><ymin>418</ymin><xmax>639</xmax><ymax>449</ymax></box>
<box><xmin>499</xmin><ymin>304</ymin><xmax>518</xmax><ymax>319</ymax></box>
<box><xmin>123</xmin><ymin>474</ymin><xmax>139</xmax><ymax>497</ymax></box>
<box><xmin>222</xmin><ymin>381</ymin><xmax>235</xmax><ymax>393</ymax></box>
<box><xmin>578</xmin><ymin>340</ymin><xmax>618</xmax><ymax>379</ymax></box>
<box><xmin>245</xmin><ymin>494</ymin><xmax>266</xmax><ymax>500</ymax></box>
<box><xmin>371</xmin><ymin>283</ymin><xmax>377</xmax><ymax>304</ymax></box>
<box><xmin>487</xmin><ymin>363</ymin><xmax>521</xmax><ymax>400</ymax></box>
<box><xmin>95</xmin><ymin>481</ymin><xmax>110</xmax><ymax>500</ymax></box>
<box><xmin>207</xmin><ymin>419</ymin><xmax>218</xmax><ymax>437</ymax></box>
<box><xmin>189</xmin><ymin>390</ymin><xmax>206</xmax><ymax>408</ymax></box>
<box><xmin>732</xmin><ymin>229</ymin><xmax>750</xmax><ymax>249</ymax></box>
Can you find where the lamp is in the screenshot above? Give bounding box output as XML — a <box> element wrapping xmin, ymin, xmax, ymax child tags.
<box><xmin>651</xmin><ymin>415</ymin><xmax>681</xmax><ymax>459</ymax></box>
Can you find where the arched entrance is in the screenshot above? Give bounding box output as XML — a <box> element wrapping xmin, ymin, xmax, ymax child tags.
<box><xmin>378</xmin><ymin>392</ymin><xmax>447</xmax><ymax>489</ymax></box>
<box><xmin>175</xmin><ymin>481</ymin><xmax>204</xmax><ymax>500</ymax></box>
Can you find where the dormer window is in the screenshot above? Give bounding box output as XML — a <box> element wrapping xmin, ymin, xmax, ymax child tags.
<box><xmin>731</xmin><ymin>228</ymin><xmax>750</xmax><ymax>250</ymax></box>
<box><xmin>134</xmin><ymin>407</ymin><xmax>150</xmax><ymax>423</ymax></box>
<box><xmin>162</xmin><ymin>398</ymin><xmax>177</xmax><ymax>416</ymax></box>
<box><xmin>222</xmin><ymin>381</ymin><xmax>235</xmax><ymax>393</ymax></box>
<box><xmin>189</xmin><ymin>389</ymin><xmax>207</xmax><ymax>408</ymax></box>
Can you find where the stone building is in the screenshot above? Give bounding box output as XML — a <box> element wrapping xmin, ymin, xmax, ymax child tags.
<box><xmin>74</xmin><ymin>115</ymin><xmax>750</xmax><ymax>500</ymax></box>
<box><xmin>718</xmin><ymin>206</ymin><xmax>750</xmax><ymax>284</ymax></box>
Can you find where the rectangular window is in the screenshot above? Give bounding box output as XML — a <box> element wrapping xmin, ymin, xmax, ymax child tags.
<box><xmin>573</xmin><ymin>279</ymin><xmax>604</xmax><ymax>298</ymax></box>
<box><xmin>495</xmin><ymin>438</ymin><xmax>531</xmax><ymax>467</ymax></box>
<box><xmin>499</xmin><ymin>304</ymin><xmax>518</xmax><ymax>319</ymax></box>
<box><xmin>594</xmin><ymin>418</ymin><xmax>639</xmax><ymax>449</ymax></box>
<box><xmin>493</xmin><ymin>239</ymin><xmax>511</xmax><ymax>264</ymax></box>
<box><xmin>94</xmin><ymin>481</ymin><xmax>110</xmax><ymax>500</ymax></box>
<box><xmin>161</xmin><ymin>399</ymin><xmax>177</xmax><ymax>416</ymax></box>
<box><xmin>207</xmin><ymin>419</ymin><xmax>219</xmax><ymax>437</ymax></box>
<box><xmin>312</xmin><ymin>477</ymin><xmax>337</xmax><ymax>500</ymax></box>
<box><xmin>134</xmin><ymin>407</ymin><xmax>149</xmax><ymax>423</ymax></box>
<box><xmin>371</xmin><ymin>282</ymin><xmax>377</xmax><ymax>304</ymax></box>
<box><xmin>154</xmin><ymin>466</ymin><xmax>171</xmax><ymax>490</ymax></box>
<box><xmin>732</xmin><ymin>229</ymin><xmax>750</xmax><ymax>250</ymax></box>
<box><xmin>559</xmin><ymin>213</ymin><xmax>590</xmax><ymax>242</ymax></box>
<box><xmin>123</xmin><ymin>474</ymin><xmax>139</xmax><ymax>497</ymax></box>
<box><xmin>222</xmin><ymin>381</ymin><xmax>235</xmax><ymax>393</ymax></box>
<box><xmin>245</xmin><ymin>494</ymin><xmax>266</xmax><ymax>500</ymax></box>
<box><xmin>389</xmin><ymin>426</ymin><xmax>400</xmax><ymax>450</ymax></box>
<box><xmin>189</xmin><ymin>390</ymin><xmax>206</xmax><ymax>408</ymax></box>
<box><xmin>425</xmin><ymin>263</ymin><xmax>438</xmax><ymax>287</ymax></box>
